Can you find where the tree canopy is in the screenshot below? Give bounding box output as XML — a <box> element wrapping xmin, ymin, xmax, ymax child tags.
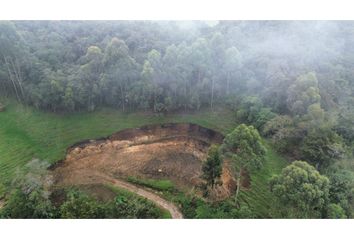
<box><xmin>270</xmin><ymin>161</ymin><xmax>330</xmax><ymax>218</ymax></box>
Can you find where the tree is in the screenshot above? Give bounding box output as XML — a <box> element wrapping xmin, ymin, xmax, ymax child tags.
<box><xmin>0</xmin><ymin>22</ymin><xmax>28</xmax><ymax>103</ymax></box>
<box><xmin>59</xmin><ymin>190</ymin><xmax>104</xmax><ymax>219</ymax></box>
<box><xmin>77</xmin><ymin>46</ymin><xmax>103</xmax><ymax>111</ymax></box>
<box><xmin>220</xmin><ymin>124</ymin><xmax>266</xmax><ymax>204</ymax></box>
<box><xmin>189</xmin><ymin>38</ymin><xmax>212</xmax><ymax>109</ymax></box>
<box><xmin>1</xmin><ymin>159</ymin><xmax>56</xmax><ymax>218</ymax></box>
<box><xmin>287</xmin><ymin>72</ymin><xmax>321</xmax><ymax>116</ymax></box>
<box><xmin>141</xmin><ymin>49</ymin><xmax>163</xmax><ymax>112</ymax></box>
<box><xmin>224</xmin><ymin>46</ymin><xmax>242</xmax><ymax>95</ymax></box>
<box><xmin>270</xmin><ymin>161</ymin><xmax>330</xmax><ymax>218</ymax></box>
<box><xmin>209</xmin><ymin>32</ymin><xmax>225</xmax><ymax>109</ymax></box>
<box><xmin>328</xmin><ymin>169</ymin><xmax>354</xmax><ymax>217</ymax></box>
<box><xmin>327</xmin><ymin>203</ymin><xmax>347</xmax><ymax>219</ymax></box>
<box><xmin>101</xmin><ymin>38</ymin><xmax>138</xmax><ymax>111</ymax></box>
<box><xmin>301</xmin><ymin>128</ymin><xmax>345</xmax><ymax>169</ymax></box>
<box><xmin>262</xmin><ymin>115</ymin><xmax>298</xmax><ymax>152</ymax></box>
<box><xmin>236</xmin><ymin>96</ymin><xmax>276</xmax><ymax>130</ymax></box>
<box><xmin>202</xmin><ymin>145</ymin><xmax>223</xmax><ymax>190</ymax></box>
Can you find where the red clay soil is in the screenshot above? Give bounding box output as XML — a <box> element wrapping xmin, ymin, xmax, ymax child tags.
<box><xmin>51</xmin><ymin>123</ymin><xmax>238</xmax><ymax>217</ymax></box>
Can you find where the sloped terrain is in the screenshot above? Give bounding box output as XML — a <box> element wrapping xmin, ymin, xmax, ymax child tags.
<box><xmin>51</xmin><ymin>123</ymin><xmax>235</xmax><ymax>200</ymax></box>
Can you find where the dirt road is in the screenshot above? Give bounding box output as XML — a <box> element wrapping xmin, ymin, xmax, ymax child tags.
<box><xmin>102</xmin><ymin>176</ymin><xmax>183</xmax><ymax>219</ymax></box>
<box><xmin>55</xmin><ymin>170</ymin><xmax>183</xmax><ymax>219</ymax></box>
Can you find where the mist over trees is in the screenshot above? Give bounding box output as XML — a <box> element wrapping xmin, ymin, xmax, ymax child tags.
<box><xmin>0</xmin><ymin>21</ymin><xmax>352</xmax><ymax>116</ymax></box>
<box><xmin>1</xmin><ymin>20</ymin><xmax>354</xmax><ymax>218</ymax></box>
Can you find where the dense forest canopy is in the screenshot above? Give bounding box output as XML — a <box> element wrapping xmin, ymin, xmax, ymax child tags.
<box><xmin>0</xmin><ymin>21</ymin><xmax>354</xmax><ymax>218</ymax></box>
<box><xmin>0</xmin><ymin>21</ymin><xmax>352</xmax><ymax>115</ymax></box>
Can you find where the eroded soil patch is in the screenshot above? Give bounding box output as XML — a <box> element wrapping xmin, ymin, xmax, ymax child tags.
<box><xmin>51</xmin><ymin>123</ymin><xmax>236</xmax><ymax>203</ymax></box>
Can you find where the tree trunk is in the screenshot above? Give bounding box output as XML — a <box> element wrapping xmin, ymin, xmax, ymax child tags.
<box><xmin>12</xmin><ymin>57</ymin><xmax>25</xmax><ymax>99</ymax></box>
<box><xmin>226</xmin><ymin>72</ymin><xmax>230</xmax><ymax>95</ymax></box>
<box><xmin>234</xmin><ymin>168</ymin><xmax>242</xmax><ymax>205</ymax></box>
<box><xmin>210</xmin><ymin>78</ymin><xmax>214</xmax><ymax>110</ymax></box>
<box><xmin>3</xmin><ymin>56</ymin><xmax>21</xmax><ymax>102</ymax></box>
<box><xmin>120</xmin><ymin>84</ymin><xmax>125</xmax><ymax>112</ymax></box>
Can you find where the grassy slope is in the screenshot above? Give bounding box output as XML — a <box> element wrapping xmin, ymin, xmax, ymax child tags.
<box><xmin>0</xmin><ymin>100</ymin><xmax>287</xmax><ymax>217</ymax></box>
<box><xmin>238</xmin><ymin>144</ymin><xmax>287</xmax><ymax>218</ymax></box>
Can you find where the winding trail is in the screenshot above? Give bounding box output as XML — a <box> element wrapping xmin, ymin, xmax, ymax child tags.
<box><xmin>58</xmin><ymin>171</ymin><xmax>184</xmax><ymax>219</ymax></box>
<box><xmin>103</xmin><ymin>176</ymin><xmax>183</xmax><ymax>219</ymax></box>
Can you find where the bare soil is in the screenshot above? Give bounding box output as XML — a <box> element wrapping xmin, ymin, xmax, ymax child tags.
<box><xmin>51</xmin><ymin>123</ymin><xmax>238</xmax><ymax>217</ymax></box>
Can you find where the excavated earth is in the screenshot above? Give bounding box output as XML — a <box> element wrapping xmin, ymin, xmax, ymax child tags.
<box><xmin>51</xmin><ymin>123</ymin><xmax>237</xmax><ymax>204</ymax></box>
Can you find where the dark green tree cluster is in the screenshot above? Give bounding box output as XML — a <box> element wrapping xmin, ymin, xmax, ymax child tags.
<box><xmin>270</xmin><ymin>161</ymin><xmax>330</xmax><ymax>218</ymax></box>
<box><xmin>202</xmin><ymin>144</ymin><xmax>223</xmax><ymax>194</ymax></box>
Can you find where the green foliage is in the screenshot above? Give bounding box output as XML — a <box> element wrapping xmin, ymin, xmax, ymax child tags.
<box><xmin>174</xmin><ymin>194</ymin><xmax>255</xmax><ymax>219</ymax></box>
<box><xmin>328</xmin><ymin>169</ymin><xmax>354</xmax><ymax>217</ymax></box>
<box><xmin>1</xmin><ymin>189</ymin><xmax>56</xmax><ymax>219</ymax></box>
<box><xmin>287</xmin><ymin>72</ymin><xmax>321</xmax><ymax>116</ymax></box>
<box><xmin>301</xmin><ymin>128</ymin><xmax>345</xmax><ymax>169</ymax></box>
<box><xmin>221</xmin><ymin>124</ymin><xmax>266</xmax><ymax>171</ymax></box>
<box><xmin>202</xmin><ymin>145</ymin><xmax>222</xmax><ymax>189</ymax></box>
<box><xmin>270</xmin><ymin>161</ymin><xmax>330</xmax><ymax>218</ymax></box>
<box><xmin>262</xmin><ymin>115</ymin><xmax>299</xmax><ymax>152</ymax></box>
<box><xmin>59</xmin><ymin>188</ymin><xmax>162</xmax><ymax>219</ymax></box>
<box><xmin>127</xmin><ymin>177</ymin><xmax>175</xmax><ymax>192</ymax></box>
<box><xmin>59</xmin><ymin>190</ymin><xmax>104</xmax><ymax>218</ymax></box>
<box><xmin>0</xmin><ymin>159</ymin><xmax>56</xmax><ymax>219</ymax></box>
<box><xmin>236</xmin><ymin>96</ymin><xmax>276</xmax><ymax>130</ymax></box>
<box><xmin>106</xmin><ymin>195</ymin><xmax>163</xmax><ymax>219</ymax></box>
<box><xmin>327</xmin><ymin>203</ymin><xmax>347</xmax><ymax>219</ymax></box>
<box><xmin>221</xmin><ymin>124</ymin><xmax>266</xmax><ymax>203</ymax></box>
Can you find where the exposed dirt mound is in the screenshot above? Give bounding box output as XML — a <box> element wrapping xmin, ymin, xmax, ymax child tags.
<box><xmin>51</xmin><ymin>123</ymin><xmax>236</xmax><ymax>200</ymax></box>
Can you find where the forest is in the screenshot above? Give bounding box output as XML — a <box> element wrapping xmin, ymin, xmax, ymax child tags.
<box><xmin>0</xmin><ymin>21</ymin><xmax>353</xmax><ymax>219</ymax></box>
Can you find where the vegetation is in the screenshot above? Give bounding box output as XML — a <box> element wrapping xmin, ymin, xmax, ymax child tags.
<box><xmin>0</xmin><ymin>159</ymin><xmax>169</xmax><ymax>219</ymax></box>
<box><xmin>127</xmin><ymin>177</ymin><xmax>175</xmax><ymax>192</ymax></box>
<box><xmin>221</xmin><ymin>124</ymin><xmax>266</xmax><ymax>204</ymax></box>
<box><xmin>0</xmin><ymin>100</ymin><xmax>235</xmax><ymax>186</ymax></box>
<box><xmin>270</xmin><ymin>161</ymin><xmax>330</xmax><ymax>218</ymax></box>
<box><xmin>1</xmin><ymin>21</ymin><xmax>354</xmax><ymax>218</ymax></box>
<box><xmin>202</xmin><ymin>145</ymin><xmax>222</xmax><ymax>191</ymax></box>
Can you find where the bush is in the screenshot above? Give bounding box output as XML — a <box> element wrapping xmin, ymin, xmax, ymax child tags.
<box><xmin>127</xmin><ymin>177</ymin><xmax>175</xmax><ymax>192</ymax></box>
<box><xmin>59</xmin><ymin>190</ymin><xmax>105</xmax><ymax>218</ymax></box>
<box><xmin>301</xmin><ymin>128</ymin><xmax>345</xmax><ymax>169</ymax></box>
<box><xmin>1</xmin><ymin>189</ymin><xmax>56</xmax><ymax>219</ymax></box>
<box><xmin>327</xmin><ymin>204</ymin><xmax>347</xmax><ymax>219</ymax></box>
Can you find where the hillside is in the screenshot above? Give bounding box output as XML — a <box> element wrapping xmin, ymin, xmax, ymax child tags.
<box><xmin>0</xmin><ymin>100</ymin><xmax>287</xmax><ymax>217</ymax></box>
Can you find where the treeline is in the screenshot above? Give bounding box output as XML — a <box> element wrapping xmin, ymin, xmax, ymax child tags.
<box><xmin>0</xmin><ymin>21</ymin><xmax>241</xmax><ymax>112</ymax></box>
<box><xmin>1</xmin><ymin>21</ymin><xmax>352</xmax><ymax>115</ymax></box>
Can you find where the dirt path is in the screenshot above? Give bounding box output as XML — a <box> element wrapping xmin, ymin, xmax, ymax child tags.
<box><xmin>56</xmin><ymin>171</ymin><xmax>183</xmax><ymax>219</ymax></box>
<box><xmin>102</xmin><ymin>176</ymin><xmax>183</xmax><ymax>219</ymax></box>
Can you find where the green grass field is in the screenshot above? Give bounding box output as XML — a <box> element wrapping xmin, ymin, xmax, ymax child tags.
<box><xmin>0</xmin><ymin>99</ymin><xmax>288</xmax><ymax>217</ymax></box>
<box><xmin>238</xmin><ymin>143</ymin><xmax>288</xmax><ymax>218</ymax></box>
<box><xmin>127</xmin><ymin>177</ymin><xmax>175</xmax><ymax>192</ymax></box>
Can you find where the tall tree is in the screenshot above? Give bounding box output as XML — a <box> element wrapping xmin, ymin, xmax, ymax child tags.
<box><xmin>287</xmin><ymin>72</ymin><xmax>321</xmax><ymax>116</ymax></box>
<box><xmin>224</xmin><ymin>46</ymin><xmax>242</xmax><ymax>95</ymax></box>
<box><xmin>220</xmin><ymin>124</ymin><xmax>266</xmax><ymax>204</ymax></box>
<box><xmin>0</xmin><ymin>22</ymin><xmax>28</xmax><ymax>102</ymax></box>
<box><xmin>101</xmin><ymin>38</ymin><xmax>138</xmax><ymax>111</ymax></box>
<box><xmin>202</xmin><ymin>145</ymin><xmax>223</xmax><ymax>190</ymax></box>
<box><xmin>77</xmin><ymin>46</ymin><xmax>104</xmax><ymax>111</ymax></box>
